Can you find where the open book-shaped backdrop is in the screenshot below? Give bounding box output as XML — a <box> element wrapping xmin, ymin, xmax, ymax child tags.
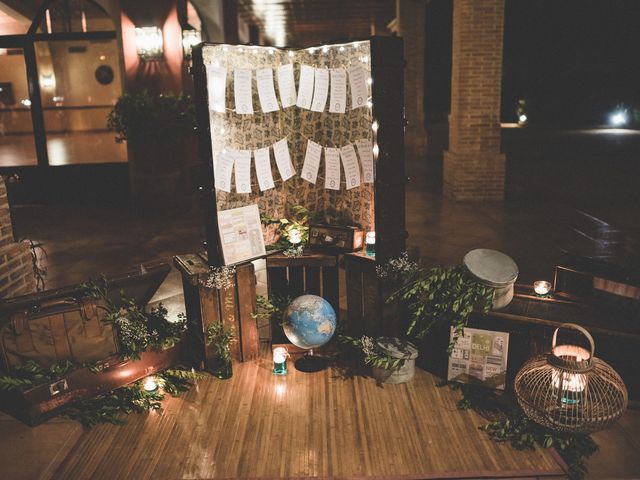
<box><xmin>192</xmin><ymin>37</ymin><xmax>405</xmax><ymax>266</ymax></box>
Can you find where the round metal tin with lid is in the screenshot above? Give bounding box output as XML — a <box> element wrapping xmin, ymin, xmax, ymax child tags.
<box><xmin>463</xmin><ymin>248</ymin><xmax>518</xmax><ymax>309</ymax></box>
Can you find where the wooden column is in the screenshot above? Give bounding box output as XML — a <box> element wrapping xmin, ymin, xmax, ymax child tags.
<box><xmin>443</xmin><ymin>0</ymin><xmax>506</xmax><ymax>201</ymax></box>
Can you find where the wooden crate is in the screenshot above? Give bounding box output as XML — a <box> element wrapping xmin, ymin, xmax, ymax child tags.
<box><xmin>266</xmin><ymin>252</ymin><xmax>339</xmax><ymax>343</ymax></box>
<box><xmin>344</xmin><ymin>252</ymin><xmax>401</xmax><ymax>338</ymax></box>
<box><xmin>174</xmin><ymin>253</ymin><xmax>259</xmax><ymax>371</ymax></box>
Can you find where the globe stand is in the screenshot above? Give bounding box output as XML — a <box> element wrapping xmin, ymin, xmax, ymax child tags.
<box><xmin>294</xmin><ymin>349</ymin><xmax>328</xmax><ymax>373</ymax></box>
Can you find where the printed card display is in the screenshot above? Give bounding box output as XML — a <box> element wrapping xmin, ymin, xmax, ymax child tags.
<box><xmin>355</xmin><ymin>138</ymin><xmax>374</xmax><ymax>183</ymax></box>
<box><xmin>329</xmin><ymin>68</ymin><xmax>347</xmax><ymax>113</ymax></box>
<box><xmin>234</xmin><ymin>68</ymin><xmax>253</xmax><ymax>114</ymax></box>
<box><xmin>256</xmin><ymin>68</ymin><xmax>279</xmax><ymax>113</ymax></box>
<box><xmin>273</xmin><ymin>137</ymin><xmax>295</xmax><ymax>181</ymax></box>
<box><xmin>254</xmin><ymin>147</ymin><xmax>275</xmax><ymax>191</ymax></box>
<box><xmin>217</xmin><ymin>204</ymin><xmax>266</xmax><ymax>265</ymax></box>
<box><xmin>324</xmin><ymin>147</ymin><xmax>341</xmax><ymax>190</ymax></box>
<box><xmin>311</xmin><ymin>68</ymin><xmax>329</xmax><ymax>112</ymax></box>
<box><xmin>447</xmin><ymin>327</ymin><xmax>510</xmax><ymax>390</ymax></box>
<box><xmin>277</xmin><ymin>63</ymin><xmax>297</xmax><ymax>108</ymax></box>
<box><xmin>214</xmin><ymin>150</ymin><xmax>234</xmax><ymax>193</ymax></box>
<box><xmin>207</xmin><ymin>65</ymin><xmax>227</xmax><ymax>113</ymax></box>
<box><xmin>348</xmin><ymin>64</ymin><xmax>368</xmax><ymax>110</ymax></box>
<box><xmin>340</xmin><ymin>144</ymin><xmax>361</xmax><ymax>189</ymax></box>
<box><xmin>301</xmin><ymin>139</ymin><xmax>322</xmax><ymax>184</ymax></box>
<box><xmin>296</xmin><ymin>65</ymin><xmax>315</xmax><ymax>110</ymax></box>
<box><xmin>233</xmin><ymin>149</ymin><xmax>252</xmax><ymax>193</ymax></box>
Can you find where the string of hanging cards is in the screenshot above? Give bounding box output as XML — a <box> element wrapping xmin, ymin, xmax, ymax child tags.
<box><xmin>206</xmin><ymin>43</ymin><xmax>377</xmax><ymax>195</ymax></box>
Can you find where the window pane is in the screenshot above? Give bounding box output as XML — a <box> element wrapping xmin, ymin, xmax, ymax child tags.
<box><xmin>0</xmin><ymin>49</ymin><xmax>37</xmax><ymax>166</ymax></box>
<box><xmin>37</xmin><ymin>0</ymin><xmax>114</xmax><ymax>34</ymax></box>
<box><xmin>36</xmin><ymin>39</ymin><xmax>126</xmax><ymax>165</ymax></box>
<box><xmin>0</xmin><ymin>5</ymin><xmax>32</xmax><ymax>35</ymax></box>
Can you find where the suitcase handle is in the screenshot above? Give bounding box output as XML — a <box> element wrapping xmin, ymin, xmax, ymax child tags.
<box><xmin>30</xmin><ymin>297</ymin><xmax>78</xmax><ymax>313</ymax></box>
<box><xmin>95</xmin><ymin>357</ymin><xmax>130</xmax><ymax>372</ymax></box>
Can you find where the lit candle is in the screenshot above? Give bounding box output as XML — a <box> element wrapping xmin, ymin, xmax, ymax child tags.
<box><xmin>551</xmin><ymin>344</ymin><xmax>589</xmax><ymax>404</ymax></box>
<box><xmin>143</xmin><ymin>376</ymin><xmax>159</xmax><ymax>392</ymax></box>
<box><xmin>533</xmin><ymin>280</ymin><xmax>552</xmax><ymax>296</ymax></box>
<box><xmin>288</xmin><ymin>228</ymin><xmax>302</xmax><ymax>245</ymax></box>
<box><xmin>365</xmin><ymin>231</ymin><xmax>376</xmax><ymax>257</ymax></box>
<box><xmin>273</xmin><ymin>346</ymin><xmax>289</xmax><ymax>375</ymax></box>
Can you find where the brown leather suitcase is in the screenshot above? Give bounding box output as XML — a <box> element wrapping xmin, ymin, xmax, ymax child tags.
<box><xmin>0</xmin><ymin>263</ymin><xmax>174</xmax><ymax>425</ymax></box>
<box><xmin>0</xmin><ymin>297</ymin><xmax>117</xmax><ymax>371</ymax></box>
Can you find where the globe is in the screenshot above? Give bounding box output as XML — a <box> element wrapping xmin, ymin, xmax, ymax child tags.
<box><xmin>282</xmin><ymin>294</ymin><xmax>336</xmax><ymax>350</ymax></box>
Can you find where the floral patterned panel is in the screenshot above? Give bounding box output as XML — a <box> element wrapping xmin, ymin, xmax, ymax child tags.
<box><xmin>202</xmin><ymin>41</ymin><xmax>375</xmax><ymax>236</ymax></box>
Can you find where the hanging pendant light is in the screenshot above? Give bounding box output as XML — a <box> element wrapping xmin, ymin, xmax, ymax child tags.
<box><xmin>514</xmin><ymin>323</ymin><xmax>627</xmax><ymax>433</ymax></box>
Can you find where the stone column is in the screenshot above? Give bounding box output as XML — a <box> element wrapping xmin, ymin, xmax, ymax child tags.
<box><xmin>394</xmin><ymin>0</ymin><xmax>428</xmax><ymax>158</ymax></box>
<box><xmin>443</xmin><ymin>0</ymin><xmax>506</xmax><ymax>201</ymax></box>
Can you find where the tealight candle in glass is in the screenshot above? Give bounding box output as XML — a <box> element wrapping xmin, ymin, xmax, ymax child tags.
<box><xmin>533</xmin><ymin>280</ymin><xmax>552</xmax><ymax>297</ymax></box>
<box><xmin>273</xmin><ymin>346</ymin><xmax>289</xmax><ymax>375</ymax></box>
<box><xmin>365</xmin><ymin>231</ymin><xmax>375</xmax><ymax>257</ymax></box>
<box><xmin>143</xmin><ymin>376</ymin><xmax>159</xmax><ymax>392</ymax></box>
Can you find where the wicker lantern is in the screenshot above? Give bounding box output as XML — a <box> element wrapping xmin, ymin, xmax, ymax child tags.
<box><xmin>515</xmin><ymin>323</ymin><xmax>627</xmax><ymax>433</ymax></box>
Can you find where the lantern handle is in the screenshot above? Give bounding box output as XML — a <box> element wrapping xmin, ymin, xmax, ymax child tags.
<box><xmin>552</xmin><ymin>323</ymin><xmax>595</xmax><ymax>359</ymax></box>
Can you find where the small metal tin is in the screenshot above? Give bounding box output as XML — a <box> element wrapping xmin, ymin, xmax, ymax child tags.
<box><xmin>463</xmin><ymin>249</ymin><xmax>518</xmax><ymax>309</ymax></box>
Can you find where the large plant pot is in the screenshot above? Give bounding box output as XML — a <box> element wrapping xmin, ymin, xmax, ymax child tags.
<box><xmin>371</xmin><ymin>337</ymin><xmax>419</xmax><ymax>384</ymax></box>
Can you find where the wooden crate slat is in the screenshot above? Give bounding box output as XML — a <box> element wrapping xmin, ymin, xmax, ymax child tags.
<box><xmin>236</xmin><ymin>263</ymin><xmax>259</xmax><ymax>361</ymax></box>
<box><xmin>219</xmin><ymin>283</ymin><xmax>242</xmax><ymax>362</ymax></box>
<box><xmin>288</xmin><ymin>266</ymin><xmax>305</xmax><ymax>298</ymax></box>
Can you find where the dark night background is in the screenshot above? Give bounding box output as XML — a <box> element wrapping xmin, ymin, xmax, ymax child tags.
<box><xmin>425</xmin><ymin>0</ymin><xmax>640</xmax><ymax>125</ymax></box>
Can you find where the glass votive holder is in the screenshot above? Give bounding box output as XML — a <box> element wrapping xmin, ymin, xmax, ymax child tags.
<box><xmin>365</xmin><ymin>231</ymin><xmax>375</xmax><ymax>257</ymax></box>
<box><xmin>273</xmin><ymin>346</ymin><xmax>289</xmax><ymax>375</ymax></box>
<box><xmin>533</xmin><ymin>280</ymin><xmax>552</xmax><ymax>297</ymax></box>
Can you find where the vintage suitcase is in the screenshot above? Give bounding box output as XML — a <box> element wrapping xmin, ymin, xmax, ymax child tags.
<box><xmin>0</xmin><ymin>262</ymin><xmax>173</xmax><ymax>425</ymax></box>
<box><xmin>308</xmin><ymin>224</ymin><xmax>365</xmax><ymax>253</ymax></box>
<box><xmin>0</xmin><ymin>297</ymin><xmax>117</xmax><ymax>372</ymax></box>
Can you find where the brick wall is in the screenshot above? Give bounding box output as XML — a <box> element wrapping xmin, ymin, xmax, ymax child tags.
<box><xmin>0</xmin><ymin>177</ymin><xmax>36</xmax><ymax>299</ymax></box>
<box><xmin>443</xmin><ymin>0</ymin><xmax>506</xmax><ymax>201</ymax></box>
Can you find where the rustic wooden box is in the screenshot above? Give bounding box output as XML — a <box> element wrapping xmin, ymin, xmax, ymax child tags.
<box><xmin>266</xmin><ymin>251</ymin><xmax>339</xmax><ymax>343</ymax></box>
<box><xmin>344</xmin><ymin>252</ymin><xmax>402</xmax><ymax>338</ymax></box>
<box><xmin>174</xmin><ymin>253</ymin><xmax>259</xmax><ymax>370</ymax></box>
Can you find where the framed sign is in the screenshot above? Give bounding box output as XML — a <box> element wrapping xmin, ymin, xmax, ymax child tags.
<box><xmin>448</xmin><ymin>327</ymin><xmax>509</xmax><ymax>390</ymax></box>
<box><xmin>217</xmin><ymin>204</ymin><xmax>266</xmax><ymax>265</ymax></box>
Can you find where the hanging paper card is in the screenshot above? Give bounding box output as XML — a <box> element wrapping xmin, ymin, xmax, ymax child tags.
<box><xmin>329</xmin><ymin>68</ymin><xmax>347</xmax><ymax>114</ymax></box>
<box><xmin>296</xmin><ymin>65</ymin><xmax>315</xmax><ymax>110</ymax></box>
<box><xmin>301</xmin><ymin>140</ymin><xmax>322</xmax><ymax>184</ymax></box>
<box><xmin>355</xmin><ymin>138</ymin><xmax>374</xmax><ymax>183</ymax></box>
<box><xmin>214</xmin><ymin>150</ymin><xmax>234</xmax><ymax>193</ymax></box>
<box><xmin>311</xmin><ymin>68</ymin><xmax>329</xmax><ymax>112</ymax></box>
<box><xmin>207</xmin><ymin>65</ymin><xmax>227</xmax><ymax>113</ymax></box>
<box><xmin>254</xmin><ymin>147</ymin><xmax>275</xmax><ymax>191</ymax></box>
<box><xmin>234</xmin><ymin>68</ymin><xmax>253</xmax><ymax>114</ymax></box>
<box><xmin>340</xmin><ymin>144</ymin><xmax>361</xmax><ymax>189</ymax></box>
<box><xmin>324</xmin><ymin>147</ymin><xmax>341</xmax><ymax>190</ymax></box>
<box><xmin>256</xmin><ymin>68</ymin><xmax>279</xmax><ymax>113</ymax></box>
<box><xmin>349</xmin><ymin>64</ymin><xmax>368</xmax><ymax>110</ymax></box>
<box><xmin>233</xmin><ymin>149</ymin><xmax>252</xmax><ymax>193</ymax></box>
<box><xmin>273</xmin><ymin>138</ymin><xmax>295</xmax><ymax>181</ymax></box>
<box><xmin>277</xmin><ymin>63</ymin><xmax>297</xmax><ymax>108</ymax></box>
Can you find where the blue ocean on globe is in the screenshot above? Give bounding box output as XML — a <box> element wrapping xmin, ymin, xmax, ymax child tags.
<box><xmin>282</xmin><ymin>294</ymin><xmax>337</xmax><ymax>350</ymax></box>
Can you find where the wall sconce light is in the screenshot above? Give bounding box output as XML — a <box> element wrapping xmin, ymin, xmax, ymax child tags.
<box><xmin>135</xmin><ymin>26</ymin><xmax>164</xmax><ymax>61</ymax></box>
<box><xmin>182</xmin><ymin>29</ymin><xmax>202</xmax><ymax>59</ymax></box>
<box><xmin>40</xmin><ymin>74</ymin><xmax>55</xmax><ymax>89</ymax></box>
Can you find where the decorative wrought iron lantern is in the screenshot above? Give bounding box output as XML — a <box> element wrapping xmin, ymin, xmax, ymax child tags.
<box><xmin>515</xmin><ymin>323</ymin><xmax>627</xmax><ymax>433</ymax></box>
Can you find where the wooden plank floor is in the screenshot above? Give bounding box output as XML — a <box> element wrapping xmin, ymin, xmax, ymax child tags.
<box><xmin>53</xmin><ymin>347</ymin><xmax>566</xmax><ymax>480</ymax></box>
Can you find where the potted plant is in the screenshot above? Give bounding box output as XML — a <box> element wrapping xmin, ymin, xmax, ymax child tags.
<box><xmin>205</xmin><ymin>322</ymin><xmax>235</xmax><ymax>379</ymax></box>
<box><xmin>107</xmin><ymin>91</ymin><xmax>196</xmax><ymax>205</ymax></box>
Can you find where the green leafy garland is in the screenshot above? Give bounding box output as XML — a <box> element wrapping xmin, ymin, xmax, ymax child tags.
<box><xmin>0</xmin><ymin>359</ymin><xmax>76</xmax><ymax>392</ymax></box>
<box><xmin>81</xmin><ymin>277</ymin><xmax>186</xmax><ymax>360</ymax></box>
<box><xmin>339</xmin><ymin>335</ymin><xmax>405</xmax><ymax>370</ymax></box>
<box><xmin>440</xmin><ymin>381</ymin><xmax>598</xmax><ymax>480</ymax></box>
<box><xmin>379</xmin><ymin>253</ymin><xmax>495</xmax><ymax>352</ymax></box>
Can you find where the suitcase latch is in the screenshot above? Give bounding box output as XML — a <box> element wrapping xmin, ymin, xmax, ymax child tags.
<box><xmin>49</xmin><ymin>379</ymin><xmax>69</xmax><ymax>396</ymax></box>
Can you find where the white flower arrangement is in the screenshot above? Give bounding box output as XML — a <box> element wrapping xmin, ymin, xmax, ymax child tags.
<box><xmin>201</xmin><ymin>265</ymin><xmax>236</xmax><ymax>290</ymax></box>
